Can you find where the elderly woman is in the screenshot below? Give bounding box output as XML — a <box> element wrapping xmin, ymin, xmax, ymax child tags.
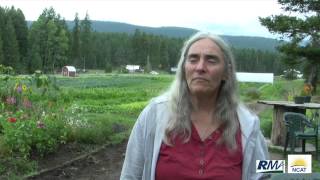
<box><xmin>120</xmin><ymin>32</ymin><xmax>269</xmax><ymax>180</ymax></box>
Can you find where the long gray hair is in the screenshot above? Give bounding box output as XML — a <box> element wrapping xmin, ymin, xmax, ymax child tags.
<box><xmin>164</xmin><ymin>32</ymin><xmax>239</xmax><ymax>150</ymax></box>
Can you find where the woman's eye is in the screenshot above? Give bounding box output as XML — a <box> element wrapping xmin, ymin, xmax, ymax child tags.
<box><xmin>188</xmin><ymin>58</ymin><xmax>197</xmax><ymax>63</ymax></box>
<box><xmin>207</xmin><ymin>58</ymin><xmax>217</xmax><ymax>63</ymax></box>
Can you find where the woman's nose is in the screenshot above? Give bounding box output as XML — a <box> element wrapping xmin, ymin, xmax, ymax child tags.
<box><xmin>195</xmin><ymin>59</ymin><xmax>206</xmax><ymax>72</ymax></box>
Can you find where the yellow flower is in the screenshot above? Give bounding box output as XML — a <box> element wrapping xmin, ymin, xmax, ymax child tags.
<box><xmin>22</xmin><ymin>85</ymin><xmax>27</xmax><ymax>92</ymax></box>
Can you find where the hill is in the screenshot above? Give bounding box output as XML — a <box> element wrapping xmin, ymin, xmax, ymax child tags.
<box><xmin>28</xmin><ymin>20</ymin><xmax>280</xmax><ymax>51</ymax></box>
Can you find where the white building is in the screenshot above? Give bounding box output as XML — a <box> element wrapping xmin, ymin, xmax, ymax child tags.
<box><xmin>126</xmin><ymin>65</ymin><xmax>140</xmax><ymax>73</ymax></box>
<box><xmin>62</xmin><ymin>66</ymin><xmax>76</xmax><ymax>77</ymax></box>
<box><xmin>236</xmin><ymin>72</ymin><xmax>274</xmax><ymax>84</ymax></box>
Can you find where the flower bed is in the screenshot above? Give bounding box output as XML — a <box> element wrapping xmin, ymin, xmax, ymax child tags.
<box><xmin>0</xmin><ymin>69</ymin><xmax>70</xmax><ymax>160</ymax></box>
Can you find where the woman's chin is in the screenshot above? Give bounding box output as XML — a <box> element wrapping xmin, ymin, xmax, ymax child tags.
<box><xmin>190</xmin><ymin>88</ymin><xmax>213</xmax><ymax>96</ymax></box>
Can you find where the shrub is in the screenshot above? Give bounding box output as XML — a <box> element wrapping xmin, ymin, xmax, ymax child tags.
<box><xmin>259</xmin><ymin>109</ymin><xmax>273</xmax><ymax>138</ymax></box>
<box><xmin>245</xmin><ymin>87</ymin><xmax>261</xmax><ymax>101</ymax></box>
<box><xmin>0</xmin><ymin>156</ymin><xmax>36</xmax><ymax>178</ymax></box>
<box><xmin>0</xmin><ymin>111</ymin><xmax>69</xmax><ymax>158</ymax></box>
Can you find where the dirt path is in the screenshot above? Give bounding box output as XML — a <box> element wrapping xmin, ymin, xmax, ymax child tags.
<box><xmin>247</xmin><ymin>102</ymin><xmax>271</xmax><ymax>115</ymax></box>
<box><xmin>28</xmin><ymin>142</ymin><xmax>126</xmax><ymax>180</ymax></box>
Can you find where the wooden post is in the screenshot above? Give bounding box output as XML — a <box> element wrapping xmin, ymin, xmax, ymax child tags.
<box><xmin>271</xmin><ymin>105</ymin><xmax>286</xmax><ymax>145</ymax></box>
<box><xmin>270</xmin><ymin>105</ymin><xmax>305</xmax><ymax>146</ymax></box>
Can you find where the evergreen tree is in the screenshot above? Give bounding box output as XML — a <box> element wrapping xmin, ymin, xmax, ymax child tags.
<box><xmin>260</xmin><ymin>0</ymin><xmax>320</xmax><ymax>91</ymax></box>
<box><xmin>80</xmin><ymin>12</ymin><xmax>92</xmax><ymax>71</ymax></box>
<box><xmin>29</xmin><ymin>43</ymin><xmax>42</xmax><ymax>72</ymax></box>
<box><xmin>46</xmin><ymin>19</ymin><xmax>58</xmax><ymax>72</ymax></box>
<box><xmin>71</xmin><ymin>13</ymin><xmax>81</xmax><ymax>66</ymax></box>
<box><xmin>168</xmin><ymin>38</ymin><xmax>183</xmax><ymax>69</ymax></box>
<box><xmin>0</xmin><ymin>31</ymin><xmax>4</xmax><ymax>65</ymax></box>
<box><xmin>131</xmin><ymin>29</ymin><xmax>150</xmax><ymax>66</ymax></box>
<box><xmin>159</xmin><ymin>39</ymin><xmax>169</xmax><ymax>70</ymax></box>
<box><xmin>27</xmin><ymin>19</ymin><xmax>42</xmax><ymax>72</ymax></box>
<box><xmin>0</xmin><ymin>7</ymin><xmax>5</xmax><ymax>65</ymax></box>
<box><xmin>8</xmin><ymin>7</ymin><xmax>28</xmax><ymax>72</ymax></box>
<box><xmin>46</xmin><ymin>18</ymin><xmax>69</xmax><ymax>72</ymax></box>
<box><xmin>55</xmin><ymin>26</ymin><xmax>69</xmax><ymax>69</ymax></box>
<box><xmin>35</xmin><ymin>8</ymin><xmax>55</xmax><ymax>73</ymax></box>
<box><xmin>2</xmin><ymin>15</ymin><xmax>20</xmax><ymax>70</ymax></box>
<box><xmin>27</xmin><ymin>7</ymin><xmax>69</xmax><ymax>73</ymax></box>
<box><xmin>145</xmin><ymin>55</ymin><xmax>152</xmax><ymax>73</ymax></box>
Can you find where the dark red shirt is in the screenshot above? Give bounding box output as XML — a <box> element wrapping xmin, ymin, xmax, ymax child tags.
<box><xmin>156</xmin><ymin>124</ymin><xmax>243</xmax><ymax>180</ymax></box>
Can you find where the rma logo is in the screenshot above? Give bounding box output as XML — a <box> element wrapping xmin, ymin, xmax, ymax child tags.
<box><xmin>256</xmin><ymin>160</ymin><xmax>285</xmax><ymax>173</ymax></box>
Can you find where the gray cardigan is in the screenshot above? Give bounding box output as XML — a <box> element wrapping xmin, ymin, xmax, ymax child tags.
<box><xmin>120</xmin><ymin>95</ymin><xmax>269</xmax><ymax>180</ymax></box>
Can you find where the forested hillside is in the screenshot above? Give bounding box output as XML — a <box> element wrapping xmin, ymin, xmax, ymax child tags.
<box><xmin>1</xmin><ymin>6</ymin><xmax>286</xmax><ymax>75</ymax></box>
<box><xmin>81</xmin><ymin>21</ymin><xmax>280</xmax><ymax>52</ymax></box>
<box><xmin>87</xmin><ymin>21</ymin><xmax>280</xmax><ymax>52</ymax></box>
<box><xmin>27</xmin><ymin>20</ymin><xmax>280</xmax><ymax>51</ymax></box>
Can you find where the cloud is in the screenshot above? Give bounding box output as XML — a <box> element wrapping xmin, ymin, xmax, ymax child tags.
<box><xmin>1</xmin><ymin>0</ymin><xmax>283</xmax><ymax>38</ymax></box>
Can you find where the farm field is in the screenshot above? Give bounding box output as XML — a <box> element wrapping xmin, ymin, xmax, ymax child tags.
<box><xmin>1</xmin><ymin>72</ymin><xmax>319</xmax><ymax>179</ymax></box>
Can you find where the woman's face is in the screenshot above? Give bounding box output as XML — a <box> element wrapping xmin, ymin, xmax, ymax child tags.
<box><xmin>185</xmin><ymin>38</ymin><xmax>226</xmax><ymax>97</ymax></box>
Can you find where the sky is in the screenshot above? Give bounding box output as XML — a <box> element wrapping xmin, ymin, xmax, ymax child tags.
<box><xmin>0</xmin><ymin>0</ymin><xmax>285</xmax><ymax>38</ymax></box>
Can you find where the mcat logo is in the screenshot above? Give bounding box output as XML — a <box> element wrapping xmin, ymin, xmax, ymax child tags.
<box><xmin>256</xmin><ymin>160</ymin><xmax>285</xmax><ymax>173</ymax></box>
<box><xmin>288</xmin><ymin>154</ymin><xmax>312</xmax><ymax>173</ymax></box>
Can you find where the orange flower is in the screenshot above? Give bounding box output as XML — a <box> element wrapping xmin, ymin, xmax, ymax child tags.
<box><xmin>303</xmin><ymin>83</ymin><xmax>313</xmax><ymax>96</ymax></box>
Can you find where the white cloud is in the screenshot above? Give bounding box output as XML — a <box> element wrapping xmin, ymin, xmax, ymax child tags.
<box><xmin>1</xmin><ymin>0</ymin><xmax>284</xmax><ymax>38</ymax></box>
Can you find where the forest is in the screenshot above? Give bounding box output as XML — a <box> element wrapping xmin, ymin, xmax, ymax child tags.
<box><xmin>0</xmin><ymin>6</ymin><xmax>285</xmax><ymax>74</ymax></box>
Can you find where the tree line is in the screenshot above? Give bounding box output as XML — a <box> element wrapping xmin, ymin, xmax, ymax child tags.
<box><xmin>0</xmin><ymin>6</ymin><xmax>285</xmax><ymax>74</ymax></box>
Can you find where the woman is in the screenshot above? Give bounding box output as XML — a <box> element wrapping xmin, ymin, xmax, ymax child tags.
<box><xmin>120</xmin><ymin>32</ymin><xmax>269</xmax><ymax>180</ymax></box>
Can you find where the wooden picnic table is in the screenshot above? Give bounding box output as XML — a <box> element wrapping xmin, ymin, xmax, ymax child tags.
<box><xmin>257</xmin><ymin>100</ymin><xmax>320</xmax><ymax>146</ymax></box>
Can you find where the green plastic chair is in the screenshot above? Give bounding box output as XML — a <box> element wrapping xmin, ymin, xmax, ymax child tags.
<box><xmin>283</xmin><ymin>112</ymin><xmax>318</xmax><ymax>159</ymax></box>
